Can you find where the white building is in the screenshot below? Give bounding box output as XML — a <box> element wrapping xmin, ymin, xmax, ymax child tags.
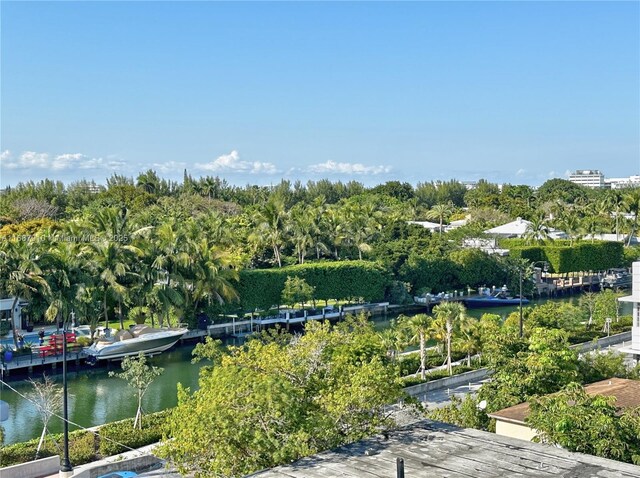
<box><xmin>568</xmin><ymin>170</ymin><xmax>605</xmax><ymax>189</ymax></box>
<box><xmin>605</xmin><ymin>175</ymin><xmax>640</xmax><ymax>189</ymax></box>
<box><xmin>484</xmin><ymin>217</ymin><xmax>567</xmax><ymax>240</ymax></box>
<box><xmin>619</xmin><ymin>261</ymin><xmax>640</xmax><ymax>359</ymax></box>
<box><xmin>0</xmin><ymin>297</ymin><xmax>28</xmax><ymax>332</ymax></box>
<box><xmin>407</xmin><ymin>220</ymin><xmax>444</xmax><ymax>233</ymax></box>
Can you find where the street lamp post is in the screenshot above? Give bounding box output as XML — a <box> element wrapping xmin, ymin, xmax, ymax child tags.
<box><xmin>519</xmin><ymin>268</ymin><xmax>524</xmax><ymax>338</ymax></box>
<box><xmin>60</xmin><ymin>314</ymin><xmax>73</xmax><ymax>477</ymax></box>
<box><xmin>519</xmin><ymin>261</ymin><xmax>548</xmax><ymax>338</ymax></box>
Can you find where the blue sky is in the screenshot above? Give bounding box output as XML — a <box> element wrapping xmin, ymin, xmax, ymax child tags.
<box><xmin>1</xmin><ymin>1</ymin><xmax>639</xmax><ymax>187</ymax></box>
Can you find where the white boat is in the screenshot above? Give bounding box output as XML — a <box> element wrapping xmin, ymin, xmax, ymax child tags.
<box><xmin>83</xmin><ymin>325</ymin><xmax>187</xmax><ymax>362</ymax></box>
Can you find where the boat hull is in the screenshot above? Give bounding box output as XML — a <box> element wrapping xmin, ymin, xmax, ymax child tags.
<box><xmin>84</xmin><ymin>329</ymin><xmax>186</xmax><ymax>361</ymax></box>
<box><xmin>463</xmin><ymin>297</ymin><xmax>529</xmax><ymax>308</ymax></box>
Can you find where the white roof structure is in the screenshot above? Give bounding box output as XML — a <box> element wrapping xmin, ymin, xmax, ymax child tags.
<box><xmin>407</xmin><ymin>220</ymin><xmax>443</xmax><ymax>231</ymax></box>
<box><xmin>461</xmin><ymin>238</ymin><xmax>509</xmax><ymax>256</ymax></box>
<box><xmin>445</xmin><ymin>217</ymin><xmax>469</xmax><ymax>231</ymax></box>
<box><xmin>484</xmin><ymin>217</ymin><xmax>567</xmax><ymax>239</ymax></box>
<box><xmin>584</xmin><ymin>233</ymin><xmax>638</xmax><ymax>244</ymax></box>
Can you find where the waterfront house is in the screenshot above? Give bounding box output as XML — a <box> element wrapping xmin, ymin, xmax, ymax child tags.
<box><xmin>488</xmin><ymin>378</ymin><xmax>640</xmax><ymax>443</ymax></box>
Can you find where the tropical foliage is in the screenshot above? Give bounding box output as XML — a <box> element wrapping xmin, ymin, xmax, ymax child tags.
<box><xmin>158</xmin><ymin>315</ymin><xmax>404</xmax><ymax>477</ymax></box>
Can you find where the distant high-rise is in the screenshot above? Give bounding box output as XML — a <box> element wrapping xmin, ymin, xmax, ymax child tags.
<box><xmin>568</xmin><ymin>169</ymin><xmax>605</xmax><ymax>188</ymax></box>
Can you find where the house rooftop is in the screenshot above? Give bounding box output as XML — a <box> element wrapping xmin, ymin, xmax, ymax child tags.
<box><xmin>488</xmin><ymin>378</ymin><xmax>640</xmax><ymax>425</ymax></box>
<box><xmin>247</xmin><ymin>419</ymin><xmax>640</xmax><ymax>478</ymax></box>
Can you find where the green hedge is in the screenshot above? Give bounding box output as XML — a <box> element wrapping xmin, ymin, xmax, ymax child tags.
<box><xmin>0</xmin><ymin>429</ymin><xmax>97</xmax><ymax>467</ymax></box>
<box><xmin>0</xmin><ymin>409</ymin><xmax>171</xmax><ymax>468</ymax></box>
<box><xmin>236</xmin><ymin>261</ymin><xmax>391</xmax><ymax>311</ymax></box>
<box><xmin>506</xmin><ymin>241</ymin><xmax>623</xmax><ymax>274</ymax></box>
<box><xmin>98</xmin><ymin>409</ymin><xmax>171</xmax><ymax>457</ymax></box>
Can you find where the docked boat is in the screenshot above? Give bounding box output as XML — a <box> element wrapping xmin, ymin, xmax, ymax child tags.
<box><xmin>463</xmin><ymin>290</ymin><xmax>529</xmax><ymax>308</ymax></box>
<box><xmin>601</xmin><ymin>268</ymin><xmax>632</xmax><ymax>290</ymax></box>
<box><xmin>84</xmin><ymin>325</ymin><xmax>187</xmax><ymax>362</ymax></box>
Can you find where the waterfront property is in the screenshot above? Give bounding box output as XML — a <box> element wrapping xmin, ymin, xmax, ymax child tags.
<box><xmin>248</xmin><ymin>420</ymin><xmax>640</xmax><ymax>477</ymax></box>
<box><xmin>619</xmin><ymin>261</ymin><xmax>640</xmax><ymax>359</ymax></box>
<box><xmin>488</xmin><ymin>378</ymin><xmax>640</xmax><ymax>442</ymax></box>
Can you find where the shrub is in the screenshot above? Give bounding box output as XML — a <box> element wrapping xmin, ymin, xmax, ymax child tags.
<box><xmin>1</xmin><ymin>409</ymin><xmax>172</xmax><ymax>467</ymax></box>
<box><xmin>69</xmin><ymin>430</ymin><xmax>98</xmax><ymax>465</ymax></box>
<box><xmin>75</xmin><ymin>336</ymin><xmax>92</xmax><ymax>347</ymax></box>
<box><xmin>98</xmin><ymin>409</ymin><xmax>171</xmax><ymax>457</ymax></box>
<box><xmin>0</xmin><ymin>435</ymin><xmax>57</xmax><ymax>466</ymax></box>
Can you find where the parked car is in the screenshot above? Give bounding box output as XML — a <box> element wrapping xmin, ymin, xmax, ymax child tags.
<box><xmin>96</xmin><ymin>471</ymin><xmax>138</xmax><ymax>478</ymax></box>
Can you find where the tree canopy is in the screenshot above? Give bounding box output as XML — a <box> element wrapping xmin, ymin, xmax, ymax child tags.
<box><xmin>158</xmin><ymin>314</ymin><xmax>405</xmax><ymax>477</ymax></box>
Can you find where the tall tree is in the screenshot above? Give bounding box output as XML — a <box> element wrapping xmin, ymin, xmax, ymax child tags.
<box><xmin>527</xmin><ymin>382</ymin><xmax>640</xmax><ymax>464</ymax></box>
<box><xmin>404</xmin><ymin>313</ymin><xmax>433</xmax><ymax>380</ymax></box>
<box><xmin>523</xmin><ymin>214</ymin><xmax>550</xmax><ymax>245</ymax></box>
<box><xmin>0</xmin><ymin>239</ymin><xmax>50</xmax><ymax>348</ymax></box>
<box><xmin>251</xmin><ymin>195</ymin><xmax>288</xmax><ymax>267</ymax></box>
<box><xmin>433</xmin><ymin>301</ymin><xmax>467</xmax><ymax>376</ymax></box>
<box><xmin>84</xmin><ymin>239</ymin><xmax>140</xmax><ymax>330</ymax></box>
<box><xmin>426</xmin><ymin>202</ymin><xmax>453</xmax><ymax>235</ymax></box>
<box><xmin>158</xmin><ymin>317</ymin><xmax>403</xmax><ymax>477</ymax></box>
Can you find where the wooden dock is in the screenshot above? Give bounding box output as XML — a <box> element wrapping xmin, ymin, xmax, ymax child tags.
<box><xmin>206</xmin><ymin>302</ymin><xmax>391</xmax><ymax>338</ymax></box>
<box><xmin>2</xmin><ymin>302</ymin><xmax>391</xmax><ymax>376</ymax></box>
<box><xmin>1</xmin><ymin>348</ymin><xmax>86</xmax><ymax>377</ymax></box>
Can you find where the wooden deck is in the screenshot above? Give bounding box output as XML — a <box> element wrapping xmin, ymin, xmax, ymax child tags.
<box><xmin>249</xmin><ymin>420</ymin><xmax>640</xmax><ymax>478</ymax></box>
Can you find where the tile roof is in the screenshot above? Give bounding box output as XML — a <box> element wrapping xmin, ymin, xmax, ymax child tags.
<box><xmin>488</xmin><ymin>378</ymin><xmax>640</xmax><ymax>424</ymax></box>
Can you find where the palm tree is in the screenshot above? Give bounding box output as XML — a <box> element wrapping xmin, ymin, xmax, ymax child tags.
<box><xmin>558</xmin><ymin>212</ymin><xmax>582</xmax><ymax>246</ymax></box>
<box><xmin>187</xmin><ymin>238</ymin><xmax>239</xmax><ymax>313</ymax></box>
<box><xmin>0</xmin><ymin>239</ymin><xmax>50</xmax><ymax>348</ymax></box>
<box><xmin>309</xmin><ymin>196</ymin><xmax>329</xmax><ymax>260</ymax></box>
<box><xmin>40</xmin><ymin>239</ymin><xmax>86</xmax><ymax>332</ymax></box>
<box><xmin>523</xmin><ymin>214</ymin><xmax>550</xmax><ymax>245</ymax></box>
<box><xmin>343</xmin><ymin>198</ymin><xmax>380</xmax><ymax>260</ymax></box>
<box><xmin>405</xmin><ymin>314</ymin><xmax>433</xmax><ymax>380</ymax></box>
<box><xmin>251</xmin><ymin>195</ymin><xmax>288</xmax><ymax>267</ymax></box>
<box><xmin>84</xmin><ymin>239</ymin><xmax>141</xmax><ymax>330</ymax></box>
<box><xmin>455</xmin><ymin>316</ymin><xmax>479</xmax><ymax>367</ymax></box>
<box><xmin>433</xmin><ymin>301</ymin><xmax>467</xmax><ymax>376</ymax></box>
<box><xmin>150</xmin><ymin>221</ymin><xmax>190</xmax><ymax>326</ymax></box>
<box><xmin>377</xmin><ymin>322</ymin><xmax>409</xmax><ymax>362</ymax></box>
<box><xmin>136</xmin><ymin>169</ymin><xmax>161</xmax><ymax>195</ymax></box>
<box><xmin>322</xmin><ymin>205</ymin><xmax>346</xmax><ymax>260</ymax></box>
<box><xmin>289</xmin><ymin>204</ymin><xmax>315</xmax><ymax>264</ymax></box>
<box><xmin>426</xmin><ymin>202</ymin><xmax>453</xmax><ymax>235</ymax></box>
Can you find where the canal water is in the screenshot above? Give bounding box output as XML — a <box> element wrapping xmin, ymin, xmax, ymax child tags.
<box><xmin>1</xmin><ymin>296</ymin><xmax>632</xmax><ymax>445</ymax></box>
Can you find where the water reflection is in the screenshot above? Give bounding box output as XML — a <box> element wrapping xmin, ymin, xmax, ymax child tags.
<box><xmin>1</xmin><ymin>345</ymin><xmax>205</xmax><ymax>445</ymax></box>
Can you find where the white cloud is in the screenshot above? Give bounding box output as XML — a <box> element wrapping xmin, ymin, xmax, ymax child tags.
<box><xmin>153</xmin><ymin>161</ymin><xmax>187</xmax><ymax>175</ymax></box>
<box><xmin>0</xmin><ymin>150</ymin><xmax>123</xmax><ymax>171</ymax></box>
<box><xmin>195</xmin><ymin>150</ymin><xmax>277</xmax><ymax>174</ymax></box>
<box><xmin>307</xmin><ymin>160</ymin><xmax>392</xmax><ymax>175</ymax></box>
<box><xmin>516</xmin><ymin>168</ymin><xmax>526</xmax><ymax>176</ymax></box>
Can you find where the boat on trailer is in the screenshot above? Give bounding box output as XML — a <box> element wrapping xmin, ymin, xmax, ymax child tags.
<box><xmin>84</xmin><ymin>324</ymin><xmax>187</xmax><ymax>362</ymax></box>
